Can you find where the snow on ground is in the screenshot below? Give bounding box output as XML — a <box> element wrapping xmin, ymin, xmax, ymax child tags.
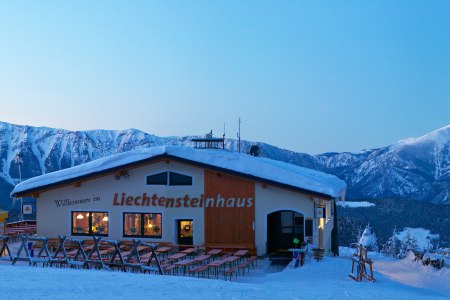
<box><xmin>395</xmin><ymin>228</ymin><xmax>440</xmax><ymax>251</ymax></box>
<box><xmin>1</xmin><ymin>245</ymin><xmax>449</xmax><ymax>299</ymax></box>
<box><xmin>337</xmin><ymin>201</ymin><xmax>375</xmax><ymax>208</ymax></box>
<box><xmin>375</xmin><ymin>252</ymin><xmax>450</xmax><ymax>298</ymax></box>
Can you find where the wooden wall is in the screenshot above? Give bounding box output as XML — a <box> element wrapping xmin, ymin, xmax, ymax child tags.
<box><xmin>204</xmin><ymin>170</ymin><xmax>255</xmax><ymax>247</ymax></box>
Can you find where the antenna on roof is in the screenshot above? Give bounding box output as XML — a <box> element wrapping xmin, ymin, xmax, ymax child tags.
<box><xmin>237</xmin><ymin>117</ymin><xmax>241</xmax><ymax>153</ymax></box>
<box><xmin>223</xmin><ymin>123</ymin><xmax>226</xmax><ymax>150</ymax></box>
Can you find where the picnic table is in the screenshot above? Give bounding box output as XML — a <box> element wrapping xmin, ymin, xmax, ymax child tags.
<box><xmin>233</xmin><ymin>249</ymin><xmax>248</xmax><ymax>256</ymax></box>
<box><xmin>233</xmin><ymin>249</ymin><xmax>249</xmax><ymax>261</ymax></box>
<box><xmin>193</xmin><ymin>254</ymin><xmax>211</xmax><ymax>264</ymax></box>
<box><xmin>207</xmin><ymin>249</ymin><xmax>222</xmax><ymax>260</ymax></box>
<box><xmin>174</xmin><ymin>258</ymin><xmax>196</xmax><ymax>275</ymax></box>
<box><xmin>156</xmin><ymin>246</ymin><xmax>172</xmax><ymax>259</ymax></box>
<box><xmin>181</xmin><ymin>247</ymin><xmax>197</xmax><ymax>257</ymax></box>
<box><xmin>223</xmin><ymin>256</ymin><xmax>240</xmax><ymax>267</ymax></box>
<box><xmin>207</xmin><ymin>258</ymin><xmax>228</xmax><ymax>278</ymax></box>
<box><xmin>168</xmin><ymin>252</ymin><xmax>188</xmax><ymax>263</ymax></box>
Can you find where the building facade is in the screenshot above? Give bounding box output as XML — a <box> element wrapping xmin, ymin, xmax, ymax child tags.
<box><xmin>11</xmin><ymin>146</ymin><xmax>346</xmax><ymax>256</ymax></box>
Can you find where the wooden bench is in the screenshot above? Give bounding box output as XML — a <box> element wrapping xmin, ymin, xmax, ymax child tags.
<box><xmin>205</xmin><ymin>244</ymin><xmax>256</xmax><ymax>256</ymax></box>
<box><xmin>248</xmin><ymin>256</ymin><xmax>258</xmax><ymax>267</ymax></box>
<box><xmin>163</xmin><ymin>264</ymin><xmax>177</xmax><ymax>275</ymax></box>
<box><xmin>187</xmin><ymin>265</ymin><xmax>210</xmax><ymax>278</ymax></box>
<box><xmin>224</xmin><ymin>267</ymin><xmax>238</xmax><ymax>281</ymax></box>
<box><xmin>237</xmin><ymin>260</ymin><xmax>251</xmax><ymax>275</ymax></box>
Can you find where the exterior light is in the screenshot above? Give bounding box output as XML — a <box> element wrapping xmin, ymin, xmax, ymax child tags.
<box><xmin>76</xmin><ymin>213</ymin><xmax>84</xmax><ymax>219</ymax></box>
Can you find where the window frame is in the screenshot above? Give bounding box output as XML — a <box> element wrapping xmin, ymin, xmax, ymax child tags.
<box><xmin>71</xmin><ymin>211</ymin><xmax>109</xmax><ymax>237</ymax></box>
<box><xmin>146</xmin><ymin>171</ymin><xmax>193</xmax><ymax>186</ymax></box>
<box><xmin>146</xmin><ymin>172</ymin><xmax>168</xmax><ymax>185</ymax></box>
<box><xmin>122</xmin><ymin>212</ymin><xmax>162</xmax><ymax>239</ymax></box>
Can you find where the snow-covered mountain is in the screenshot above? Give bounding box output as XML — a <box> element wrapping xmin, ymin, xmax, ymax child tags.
<box><xmin>1</xmin><ymin>121</ymin><xmax>449</xmax><ymax>210</ymax></box>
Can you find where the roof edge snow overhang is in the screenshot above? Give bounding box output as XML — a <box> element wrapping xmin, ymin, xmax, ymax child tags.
<box><xmin>12</xmin><ymin>153</ymin><xmax>334</xmax><ymax>200</ymax></box>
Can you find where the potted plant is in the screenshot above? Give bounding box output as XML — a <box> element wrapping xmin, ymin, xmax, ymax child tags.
<box><xmin>75</xmin><ymin>226</ymin><xmax>84</xmax><ymax>233</ymax></box>
<box><xmin>153</xmin><ymin>225</ymin><xmax>160</xmax><ymax>234</ymax></box>
<box><xmin>130</xmin><ymin>227</ymin><xmax>137</xmax><ymax>235</ymax></box>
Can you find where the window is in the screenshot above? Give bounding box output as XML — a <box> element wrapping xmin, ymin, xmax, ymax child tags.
<box><xmin>169</xmin><ymin>172</ymin><xmax>192</xmax><ymax>186</ymax></box>
<box><xmin>305</xmin><ymin>218</ymin><xmax>313</xmax><ymax>237</ymax></box>
<box><xmin>146</xmin><ymin>171</ymin><xmax>192</xmax><ymax>186</ymax></box>
<box><xmin>123</xmin><ymin>212</ymin><xmax>162</xmax><ymax>238</ymax></box>
<box><xmin>72</xmin><ymin>211</ymin><xmax>109</xmax><ymax>236</ymax></box>
<box><xmin>147</xmin><ymin>172</ymin><xmax>168</xmax><ymax>185</ymax></box>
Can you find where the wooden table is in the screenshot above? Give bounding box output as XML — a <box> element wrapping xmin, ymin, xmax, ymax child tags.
<box><xmin>233</xmin><ymin>249</ymin><xmax>249</xmax><ymax>258</ymax></box>
<box><xmin>223</xmin><ymin>256</ymin><xmax>240</xmax><ymax>267</ymax></box>
<box><xmin>168</xmin><ymin>252</ymin><xmax>187</xmax><ymax>263</ymax></box>
<box><xmin>174</xmin><ymin>258</ymin><xmax>196</xmax><ymax>275</ymax></box>
<box><xmin>157</xmin><ymin>246</ymin><xmax>172</xmax><ymax>252</ymax></box>
<box><xmin>181</xmin><ymin>247</ymin><xmax>197</xmax><ymax>257</ymax></box>
<box><xmin>193</xmin><ymin>254</ymin><xmax>211</xmax><ymax>264</ymax></box>
<box><xmin>207</xmin><ymin>249</ymin><xmax>222</xmax><ymax>260</ymax></box>
<box><xmin>207</xmin><ymin>258</ymin><xmax>228</xmax><ymax>278</ymax></box>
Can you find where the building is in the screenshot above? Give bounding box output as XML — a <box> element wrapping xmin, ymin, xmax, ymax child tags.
<box><xmin>11</xmin><ymin>146</ymin><xmax>346</xmax><ymax>256</ymax></box>
<box><xmin>0</xmin><ymin>210</ymin><xmax>8</xmax><ymax>235</ymax></box>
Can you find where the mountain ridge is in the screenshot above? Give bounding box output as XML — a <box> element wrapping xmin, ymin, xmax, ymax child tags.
<box><xmin>0</xmin><ymin>121</ymin><xmax>449</xmax><ymax>212</ymax></box>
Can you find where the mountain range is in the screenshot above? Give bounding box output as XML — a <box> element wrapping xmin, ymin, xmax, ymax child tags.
<box><xmin>1</xmin><ymin>121</ymin><xmax>449</xmax><ymax>212</ymax></box>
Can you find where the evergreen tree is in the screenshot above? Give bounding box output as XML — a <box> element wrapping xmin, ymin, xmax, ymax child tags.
<box><xmin>397</xmin><ymin>229</ymin><xmax>419</xmax><ymax>259</ymax></box>
<box><xmin>381</xmin><ymin>227</ymin><xmax>400</xmax><ymax>258</ymax></box>
<box><xmin>358</xmin><ymin>224</ymin><xmax>379</xmax><ymax>252</ymax></box>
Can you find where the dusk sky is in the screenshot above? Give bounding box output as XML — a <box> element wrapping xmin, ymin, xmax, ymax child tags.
<box><xmin>1</xmin><ymin>1</ymin><xmax>449</xmax><ymax>154</ymax></box>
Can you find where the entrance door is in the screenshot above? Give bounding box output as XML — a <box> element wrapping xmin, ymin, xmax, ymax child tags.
<box><xmin>267</xmin><ymin>210</ymin><xmax>304</xmax><ymax>255</ymax></box>
<box><xmin>177</xmin><ymin>219</ymin><xmax>193</xmax><ymax>245</ymax></box>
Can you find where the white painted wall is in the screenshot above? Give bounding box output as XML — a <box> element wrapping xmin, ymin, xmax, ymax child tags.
<box><xmin>36</xmin><ymin>161</ymin><xmax>205</xmax><ymax>244</ymax></box>
<box><xmin>35</xmin><ymin>160</ymin><xmax>335</xmax><ymax>255</ymax></box>
<box><xmin>255</xmin><ymin>184</ymin><xmax>315</xmax><ymax>256</ymax></box>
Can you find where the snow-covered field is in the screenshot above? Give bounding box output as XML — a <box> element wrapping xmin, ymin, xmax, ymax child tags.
<box><xmin>1</xmin><ymin>246</ymin><xmax>449</xmax><ymax>299</ymax></box>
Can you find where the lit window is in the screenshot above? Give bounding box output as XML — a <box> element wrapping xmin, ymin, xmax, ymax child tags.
<box><xmin>72</xmin><ymin>211</ymin><xmax>109</xmax><ymax>236</ymax></box>
<box><xmin>123</xmin><ymin>212</ymin><xmax>162</xmax><ymax>238</ymax></box>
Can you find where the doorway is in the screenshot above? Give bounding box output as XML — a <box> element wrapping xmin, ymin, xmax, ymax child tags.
<box><xmin>177</xmin><ymin>219</ymin><xmax>193</xmax><ymax>245</ymax></box>
<box><xmin>267</xmin><ymin>210</ymin><xmax>304</xmax><ymax>255</ymax></box>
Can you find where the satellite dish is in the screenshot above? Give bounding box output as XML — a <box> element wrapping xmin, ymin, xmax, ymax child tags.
<box><xmin>249</xmin><ymin>145</ymin><xmax>261</xmax><ymax>157</ymax></box>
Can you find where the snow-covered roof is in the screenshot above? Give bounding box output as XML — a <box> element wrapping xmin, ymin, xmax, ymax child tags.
<box><xmin>11</xmin><ymin>146</ymin><xmax>346</xmax><ymax>198</ymax></box>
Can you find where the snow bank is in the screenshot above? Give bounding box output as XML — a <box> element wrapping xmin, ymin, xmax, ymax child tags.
<box><xmin>376</xmin><ymin>252</ymin><xmax>450</xmax><ymax>297</ymax></box>
<box><xmin>395</xmin><ymin>228</ymin><xmax>439</xmax><ymax>251</ymax></box>
<box><xmin>11</xmin><ymin>146</ymin><xmax>346</xmax><ymax>198</ymax></box>
<box><xmin>337</xmin><ymin>201</ymin><xmax>375</xmax><ymax>208</ymax></box>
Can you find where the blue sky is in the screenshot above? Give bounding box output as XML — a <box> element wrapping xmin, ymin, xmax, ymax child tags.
<box><xmin>0</xmin><ymin>1</ymin><xmax>449</xmax><ymax>154</ymax></box>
